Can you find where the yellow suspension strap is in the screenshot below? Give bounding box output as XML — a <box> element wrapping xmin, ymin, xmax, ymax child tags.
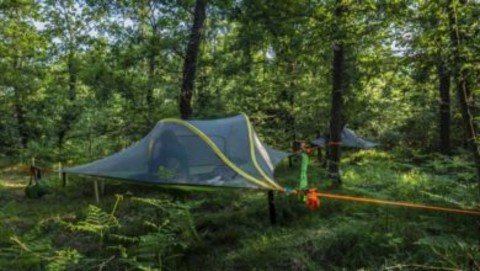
<box><xmin>281</xmin><ymin>189</ymin><xmax>480</xmax><ymax>216</ymax></box>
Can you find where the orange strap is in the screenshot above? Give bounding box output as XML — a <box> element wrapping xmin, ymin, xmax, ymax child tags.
<box><xmin>280</xmin><ymin>189</ymin><xmax>480</xmax><ymax>216</ymax></box>
<box><xmin>316</xmin><ymin>192</ymin><xmax>480</xmax><ymax>216</ymax></box>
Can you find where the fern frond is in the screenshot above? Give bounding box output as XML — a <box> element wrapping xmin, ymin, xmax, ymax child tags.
<box><xmin>46</xmin><ymin>248</ymin><xmax>82</xmax><ymax>271</ymax></box>
<box><xmin>66</xmin><ymin>205</ymin><xmax>118</xmax><ymax>238</ymax></box>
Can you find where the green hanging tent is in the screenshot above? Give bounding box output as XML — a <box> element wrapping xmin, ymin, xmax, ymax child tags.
<box><xmin>62</xmin><ymin>114</ymin><xmax>289</xmax><ymax>190</ymax></box>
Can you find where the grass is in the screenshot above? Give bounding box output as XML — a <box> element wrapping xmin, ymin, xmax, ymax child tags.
<box><xmin>0</xmin><ymin>149</ymin><xmax>479</xmax><ymax>270</ymax></box>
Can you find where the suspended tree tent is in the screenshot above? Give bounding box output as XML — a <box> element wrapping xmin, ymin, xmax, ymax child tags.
<box><xmin>60</xmin><ymin>115</ymin><xmax>480</xmax><ymax>219</ymax></box>
<box><xmin>62</xmin><ymin>114</ymin><xmax>289</xmax><ymax>190</ymax></box>
<box><xmin>313</xmin><ymin>127</ymin><xmax>380</xmax><ymax>149</ymax></box>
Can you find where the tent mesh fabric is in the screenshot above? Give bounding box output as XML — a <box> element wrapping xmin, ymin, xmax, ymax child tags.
<box><xmin>313</xmin><ymin>127</ymin><xmax>379</xmax><ymax>149</ymax></box>
<box><xmin>63</xmin><ymin>114</ymin><xmax>289</xmax><ymax>190</ymax></box>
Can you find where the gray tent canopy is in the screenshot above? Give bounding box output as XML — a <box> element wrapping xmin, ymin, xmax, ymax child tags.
<box><xmin>313</xmin><ymin>127</ymin><xmax>380</xmax><ymax>149</ymax></box>
<box><xmin>63</xmin><ymin>114</ymin><xmax>288</xmax><ymax>190</ymax></box>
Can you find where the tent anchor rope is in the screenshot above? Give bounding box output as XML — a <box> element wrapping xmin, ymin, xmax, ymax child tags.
<box><xmin>280</xmin><ymin>189</ymin><xmax>480</xmax><ymax>216</ymax></box>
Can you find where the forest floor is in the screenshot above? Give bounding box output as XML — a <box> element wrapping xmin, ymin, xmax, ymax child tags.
<box><xmin>0</xmin><ymin>149</ymin><xmax>479</xmax><ymax>270</ymax></box>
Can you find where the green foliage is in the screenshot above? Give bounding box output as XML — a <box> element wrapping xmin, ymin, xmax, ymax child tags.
<box><xmin>1</xmin><ymin>0</ymin><xmax>478</xmax><ymax>159</ymax></box>
<box><xmin>25</xmin><ymin>179</ymin><xmax>49</xmax><ymax>199</ymax></box>
<box><xmin>0</xmin><ymin>234</ymin><xmax>52</xmax><ymax>270</ymax></box>
<box><xmin>118</xmin><ymin>197</ymin><xmax>201</xmax><ymax>270</ymax></box>
<box><xmin>1</xmin><ymin>149</ymin><xmax>479</xmax><ymax>270</ymax></box>
<box><xmin>0</xmin><ymin>184</ymin><xmax>200</xmax><ymax>270</ymax></box>
<box><xmin>416</xmin><ymin>235</ymin><xmax>480</xmax><ymax>269</ymax></box>
<box><xmin>0</xmin><ymin>233</ymin><xmax>82</xmax><ymax>271</ymax></box>
<box><xmin>65</xmin><ymin>204</ymin><xmax>119</xmax><ymax>242</ymax></box>
<box><xmin>47</xmin><ymin>249</ymin><xmax>83</xmax><ymax>271</ymax></box>
<box><xmin>156</xmin><ymin>166</ymin><xmax>177</xmax><ymax>179</ymax></box>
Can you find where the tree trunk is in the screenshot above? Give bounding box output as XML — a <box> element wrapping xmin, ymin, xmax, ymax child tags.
<box><xmin>447</xmin><ymin>0</ymin><xmax>480</xmax><ymax>180</ymax></box>
<box><xmin>67</xmin><ymin>54</ymin><xmax>77</xmax><ymax>101</ymax></box>
<box><xmin>147</xmin><ymin>49</ymin><xmax>156</xmax><ymax>125</ymax></box>
<box><xmin>13</xmin><ymin>87</ymin><xmax>28</xmax><ymax>148</ymax></box>
<box><xmin>437</xmin><ymin>62</ymin><xmax>451</xmax><ymax>154</ymax></box>
<box><xmin>58</xmin><ymin>54</ymin><xmax>78</xmax><ymax>158</ymax></box>
<box><xmin>11</xmin><ymin>55</ymin><xmax>29</xmax><ymax>148</ymax></box>
<box><xmin>327</xmin><ymin>0</ymin><xmax>346</xmax><ymax>185</ymax></box>
<box><xmin>285</xmin><ymin>62</ymin><xmax>296</xmax><ymax>142</ymax></box>
<box><xmin>180</xmin><ymin>0</ymin><xmax>207</xmax><ymax>120</ymax></box>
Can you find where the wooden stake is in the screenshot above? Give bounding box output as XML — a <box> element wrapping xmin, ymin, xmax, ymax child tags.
<box><xmin>94</xmin><ymin>180</ymin><xmax>100</xmax><ymax>203</ymax></box>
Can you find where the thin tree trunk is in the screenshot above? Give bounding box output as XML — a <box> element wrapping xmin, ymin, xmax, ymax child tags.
<box><xmin>437</xmin><ymin>62</ymin><xmax>451</xmax><ymax>154</ymax></box>
<box><xmin>13</xmin><ymin>87</ymin><xmax>28</xmax><ymax>148</ymax></box>
<box><xmin>67</xmin><ymin>53</ymin><xmax>77</xmax><ymax>101</ymax></box>
<box><xmin>10</xmin><ymin>7</ymin><xmax>28</xmax><ymax>149</ymax></box>
<box><xmin>286</xmin><ymin>62</ymin><xmax>296</xmax><ymax>142</ymax></box>
<box><xmin>180</xmin><ymin>0</ymin><xmax>207</xmax><ymax>120</ymax></box>
<box><xmin>58</xmin><ymin>54</ymin><xmax>78</xmax><ymax>158</ymax></box>
<box><xmin>327</xmin><ymin>0</ymin><xmax>346</xmax><ymax>185</ymax></box>
<box><xmin>147</xmin><ymin>50</ymin><xmax>155</xmax><ymax>125</ymax></box>
<box><xmin>447</xmin><ymin>0</ymin><xmax>480</xmax><ymax>180</ymax></box>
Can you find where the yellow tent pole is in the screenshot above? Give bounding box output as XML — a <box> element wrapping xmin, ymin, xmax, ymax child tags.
<box><xmin>241</xmin><ymin>113</ymin><xmax>284</xmax><ymax>190</ymax></box>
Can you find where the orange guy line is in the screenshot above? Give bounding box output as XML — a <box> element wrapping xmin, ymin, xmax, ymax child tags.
<box><xmin>316</xmin><ymin>192</ymin><xmax>480</xmax><ymax>216</ymax></box>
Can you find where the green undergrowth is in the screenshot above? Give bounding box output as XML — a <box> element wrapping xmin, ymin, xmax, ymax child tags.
<box><xmin>0</xmin><ymin>150</ymin><xmax>479</xmax><ymax>270</ymax></box>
